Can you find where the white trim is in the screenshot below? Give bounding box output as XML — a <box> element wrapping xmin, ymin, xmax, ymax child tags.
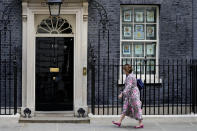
<box><xmin>22</xmin><ymin>1</ymin><xmax>88</xmax><ymax>116</ymax></box>
<box><xmin>121</xmin><ymin>40</ymin><xmax>157</xmax><ymax>42</ymax></box>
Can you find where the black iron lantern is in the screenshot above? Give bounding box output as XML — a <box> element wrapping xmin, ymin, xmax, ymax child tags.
<box><xmin>47</xmin><ymin>0</ymin><xmax>62</xmax><ymax>16</ymax></box>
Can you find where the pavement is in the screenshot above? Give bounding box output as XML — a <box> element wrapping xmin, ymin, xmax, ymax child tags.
<box><xmin>0</xmin><ymin>115</ymin><xmax>197</xmax><ymax>131</ymax></box>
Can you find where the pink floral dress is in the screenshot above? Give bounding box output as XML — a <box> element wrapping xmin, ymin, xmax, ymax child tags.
<box><xmin>121</xmin><ymin>73</ymin><xmax>143</xmax><ymax>120</ymax></box>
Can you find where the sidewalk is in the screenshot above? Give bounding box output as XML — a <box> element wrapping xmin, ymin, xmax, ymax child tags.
<box><xmin>0</xmin><ymin>116</ymin><xmax>197</xmax><ymax>131</ymax></box>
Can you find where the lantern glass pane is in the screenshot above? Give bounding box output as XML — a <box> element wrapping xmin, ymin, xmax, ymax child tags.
<box><xmin>49</xmin><ymin>4</ymin><xmax>60</xmax><ymax>16</ymax></box>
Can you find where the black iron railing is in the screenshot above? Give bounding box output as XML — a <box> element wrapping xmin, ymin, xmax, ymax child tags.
<box><xmin>90</xmin><ymin>59</ymin><xmax>197</xmax><ymax>115</ymax></box>
<box><xmin>0</xmin><ymin>57</ymin><xmax>18</xmax><ymax>115</ymax></box>
<box><xmin>0</xmin><ymin>0</ymin><xmax>21</xmax><ymax>115</ymax></box>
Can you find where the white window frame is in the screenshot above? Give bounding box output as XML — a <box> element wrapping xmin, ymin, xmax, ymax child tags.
<box><xmin>119</xmin><ymin>5</ymin><xmax>161</xmax><ymax>84</ymax></box>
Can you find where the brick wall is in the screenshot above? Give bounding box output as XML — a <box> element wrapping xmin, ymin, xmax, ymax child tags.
<box><xmin>0</xmin><ymin>0</ymin><xmax>22</xmax><ymax>107</ymax></box>
<box><xmin>88</xmin><ymin>0</ymin><xmax>193</xmax><ymax>63</ymax></box>
<box><xmin>0</xmin><ymin>0</ymin><xmax>195</xmax><ymax>109</ymax></box>
<box><xmin>193</xmin><ymin>0</ymin><xmax>197</xmax><ymax>59</ymax></box>
<box><xmin>88</xmin><ymin>0</ymin><xmax>194</xmax><ymax>105</ymax></box>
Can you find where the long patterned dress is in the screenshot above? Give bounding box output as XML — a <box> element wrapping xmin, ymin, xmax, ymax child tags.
<box><xmin>121</xmin><ymin>73</ymin><xmax>143</xmax><ymax>120</ymax></box>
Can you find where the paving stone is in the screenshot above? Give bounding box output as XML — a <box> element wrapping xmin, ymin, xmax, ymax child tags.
<box><xmin>1</xmin><ymin>117</ymin><xmax>197</xmax><ymax>131</ymax></box>
<box><xmin>20</xmin><ymin>123</ymin><xmax>57</xmax><ymax>131</ymax></box>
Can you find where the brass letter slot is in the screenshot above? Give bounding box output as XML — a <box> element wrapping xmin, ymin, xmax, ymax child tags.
<box><xmin>50</xmin><ymin>68</ymin><xmax>59</xmax><ymax>73</ymax></box>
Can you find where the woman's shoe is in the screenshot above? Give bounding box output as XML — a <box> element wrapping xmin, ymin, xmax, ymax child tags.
<box><xmin>112</xmin><ymin>121</ymin><xmax>121</xmax><ymax>127</ymax></box>
<box><xmin>134</xmin><ymin>124</ymin><xmax>144</xmax><ymax>128</ymax></box>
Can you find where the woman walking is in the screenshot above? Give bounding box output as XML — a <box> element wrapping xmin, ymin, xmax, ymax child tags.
<box><xmin>112</xmin><ymin>64</ymin><xmax>144</xmax><ymax>128</ymax></box>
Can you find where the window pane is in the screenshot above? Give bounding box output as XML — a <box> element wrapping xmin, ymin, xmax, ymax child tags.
<box><xmin>145</xmin><ymin>42</ymin><xmax>156</xmax><ymax>57</ymax></box>
<box><xmin>146</xmin><ymin>24</ymin><xmax>156</xmax><ymax>40</ymax></box>
<box><xmin>134</xmin><ymin>8</ymin><xmax>144</xmax><ymax>23</ymax></box>
<box><xmin>146</xmin><ymin>59</ymin><xmax>156</xmax><ymax>74</ymax></box>
<box><xmin>134</xmin><ymin>24</ymin><xmax>145</xmax><ymax>40</ymax></box>
<box><xmin>122</xmin><ymin>24</ymin><xmax>133</xmax><ymax>39</ymax></box>
<box><xmin>122</xmin><ymin>58</ymin><xmax>132</xmax><ymax>65</ymax></box>
<box><xmin>133</xmin><ymin>59</ymin><xmax>144</xmax><ymax>74</ymax></box>
<box><xmin>133</xmin><ymin>43</ymin><xmax>144</xmax><ymax>57</ymax></box>
<box><xmin>146</xmin><ymin>7</ymin><xmax>156</xmax><ymax>23</ymax></box>
<box><xmin>122</xmin><ymin>8</ymin><xmax>133</xmax><ymax>22</ymax></box>
<box><xmin>122</xmin><ymin>42</ymin><xmax>132</xmax><ymax>57</ymax></box>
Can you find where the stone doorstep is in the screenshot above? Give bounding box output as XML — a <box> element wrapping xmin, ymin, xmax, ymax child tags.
<box><xmin>19</xmin><ymin>111</ymin><xmax>90</xmax><ymax>123</ymax></box>
<box><xmin>34</xmin><ymin>111</ymin><xmax>75</xmax><ymax>117</ymax></box>
<box><xmin>19</xmin><ymin>116</ymin><xmax>90</xmax><ymax>123</ymax></box>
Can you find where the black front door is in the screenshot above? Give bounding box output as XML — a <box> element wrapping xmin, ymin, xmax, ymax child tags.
<box><xmin>36</xmin><ymin>37</ymin><xmax>74</xmax><ymax>111</ymax></box>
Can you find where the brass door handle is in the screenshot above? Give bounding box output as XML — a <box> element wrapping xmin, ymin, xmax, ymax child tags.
<box><xmin>53</xmin><ymin>76</ymin><xmax>56</xmax><ymax>80</ymax></box>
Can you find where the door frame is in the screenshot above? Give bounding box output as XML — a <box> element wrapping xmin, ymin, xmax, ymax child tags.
<box><xmin>22</xmin><ymin>1</ymin><xmax>88</xmax><ymax>116</ymax></box>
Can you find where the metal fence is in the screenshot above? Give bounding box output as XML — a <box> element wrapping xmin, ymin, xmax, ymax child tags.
<box><xmin>90</xmin><ymin>59</ymin><xmax>197</xmax><ymax>115</ymax></box>
<box><xmin>0</xmin><ymin>0</ymin><xmax>21</xmax><ymax>115</ymax></box>
<box><xmin>0</xmin><ymin>31</ymin><xmax>18</xmax><ymax>115</ymax></box>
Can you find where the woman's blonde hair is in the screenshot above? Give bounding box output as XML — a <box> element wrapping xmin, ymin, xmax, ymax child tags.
<box><xmin>123</xmin><ymin>64</ymin><xmax>132</xmax><ymax>73</ymax></box>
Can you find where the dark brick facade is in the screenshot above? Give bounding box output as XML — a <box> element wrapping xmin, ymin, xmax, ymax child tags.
<box><xmin>0</xmin><ymin>0</ymin><xmax>22</xmax><ymax>106</ymax></box>
<box><xmin>88</xmin><ymin>0</ymin><xmax>193</xmax><ymax>62</ymax></box>
<box><xmin>193</xmin><ymin>0</ymin><xmax>197</xmax><ymax>59</ymax></box>
<box><xmin>87</xmin><ymin>0</ymin><xmax>195</xmax><ymax>105</ymax></box>
<box><xmin>0</xmin><ymin>0</ymin><xmax>196</xmax><ymax>109</ymax></box>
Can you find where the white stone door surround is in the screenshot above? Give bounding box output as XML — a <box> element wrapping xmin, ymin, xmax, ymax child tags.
<box><xmin>22</xmin><ymin>0</ymin><xmax>88</xmax><ymax>116</ymax></box>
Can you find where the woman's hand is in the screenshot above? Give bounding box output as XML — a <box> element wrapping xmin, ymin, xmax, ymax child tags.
<box><xmin>118</xmin><ymin>93</ymin><xmax>123</xmax><ymax>99</ymax></box>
